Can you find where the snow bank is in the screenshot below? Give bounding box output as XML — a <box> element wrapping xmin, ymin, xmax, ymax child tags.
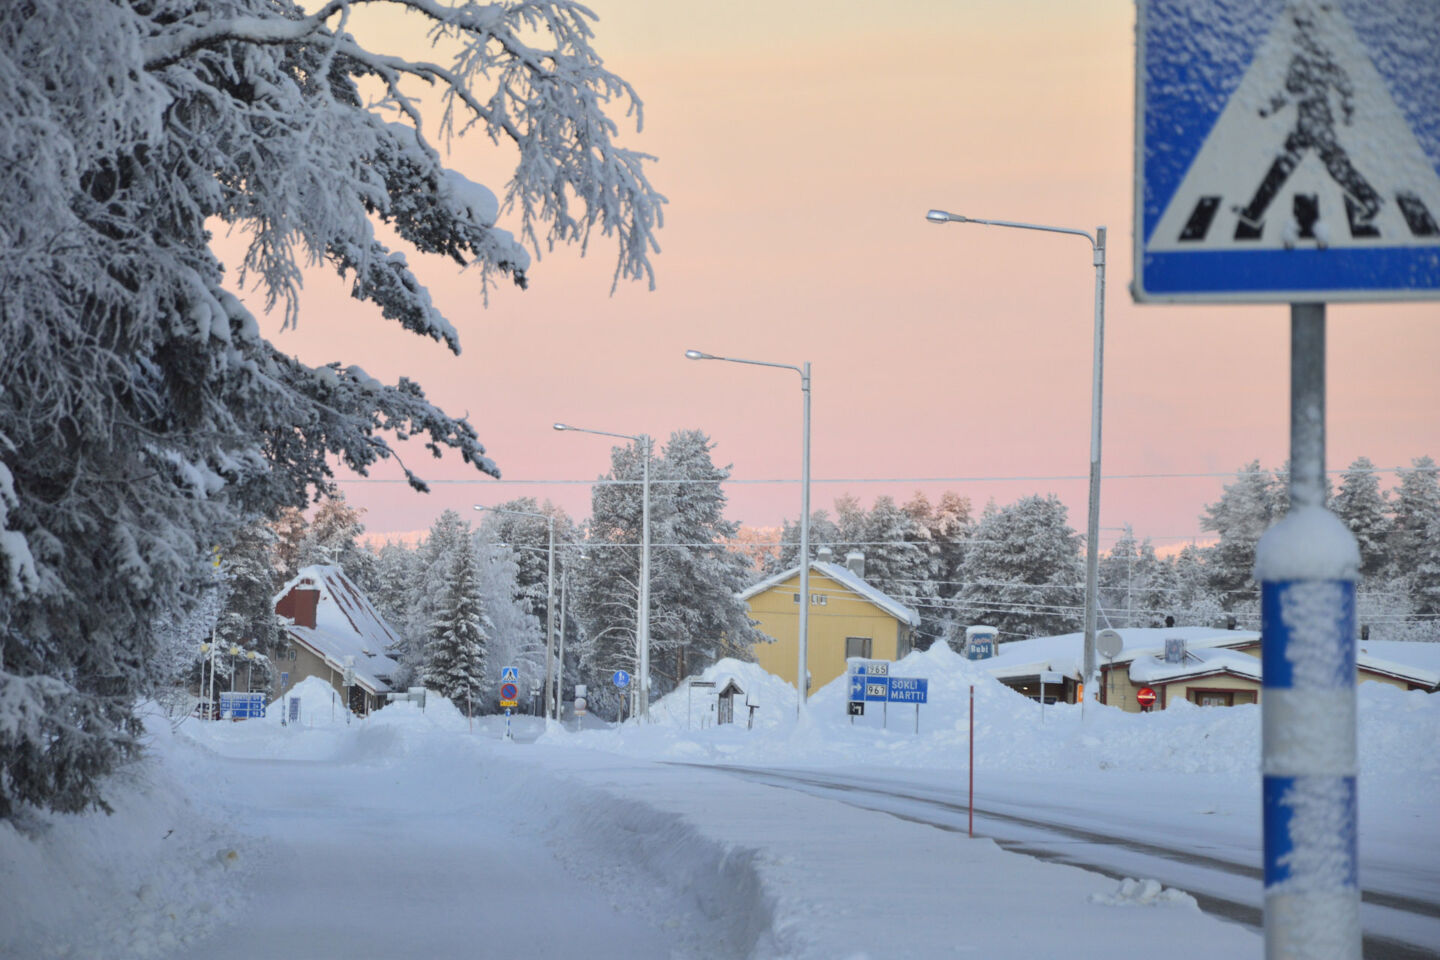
<box><xmin>546</xmin><ymin>643</ymin><xmax>1440</xmax><ymax>796</ymax></box>
<box><xmin>0</xmin><ymin>708</ymin><xmax>250</xmax><ymax>959</ymax></box>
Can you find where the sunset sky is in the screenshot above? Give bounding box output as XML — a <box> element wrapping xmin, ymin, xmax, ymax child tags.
<box><xmin>263</xmin><ymin>0</ymin><xmax>1440</xmax><ymax>549</ymax></box>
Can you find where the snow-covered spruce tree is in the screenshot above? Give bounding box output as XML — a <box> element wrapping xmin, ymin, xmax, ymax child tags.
<box><xmin>391</xmin><ymin>510</ymin><xmax>473</xmax><ymax>684</ymax></box>
<box><xmin>367</xmin><ymin>540</ymin><xmax>418</xmax><ymax>647</ymax></box>
<box><xmin>954</xmin><ymin>495</ymin><xmax>1084</xmax><ymax>640</ymax></box>
<box><xmin>1200</xmin><ymin>462</ymin><xmax>1280</xmax><ymax>610</ymax></box>
<box><xmin>0</xmin><ymin>0</ymin><xmax>661</xmax><ymax>816</ymax></box>
<box><xmin>296</xmin><ymin>493</ymin><xmax>374</xmax><ymax>588</ymax></box>
<box><xmin>648</xmin><ymin>430</ymin><xmax>764</xmax><ymax>682</ymax></box>
<box><xmin>471</xmin><ymin>533</ymin><xmax>543</xmax><ymax>711</ymax></box>
<box><xmin>475</xmin><ymin>498</ymin><xmax>578</xmax><ymax>624</ymax></box>
<box><xmin>571</xmin><ymin>432</ymin><xmax>760</xmax><ymax>696</ymax></box>
<box><xmin>1332</xmin><ymin>457</ymin><xmax>1391</xmax><ymax>582</ymax></box>
<box><xmin>213</xmin><ymin>518</ymin><xmax>283</xmax><ymax>691</ymax></box>
<box><xmin>766</xmin><ymin>510</ymin><xmax>840</xmax><ymax>574</ymax></box>
<box><xmin>1390</xmin><ymin>457</ymin><xmax>1440</xmax><ymax>578</ymax></box>
<box><xmin>423</xmin><ymin>547</ymin><xmax>490</xmax><ymax>712</ymax></box>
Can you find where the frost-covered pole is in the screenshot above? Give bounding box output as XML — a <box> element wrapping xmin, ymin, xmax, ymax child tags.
<box><xmin>684</xmin><ymin>350</ymin><xmax>812</xmax><ymax>714</ymax></box>
<box><xmin>1254</xmin><ymin>303</ymin><xmax>1360</xmax><ymax>959</ymax></box>
<box><xmin>638</xmin><ymin>436</ymin><xmax>652</xmax><ymax>721</ymax></box>
<box><xmin>545</xmin><ymin>517</ymin><xmax>557</xmax><ymax>720</ymax></box>
<box><xmin>924</xmin><ymin>211</ymin><xmax>1105</xmax><ymax>712</ymax></box>
<box><xmin>1080</xmin><ymin>226</ymin><xmax>1107</xmax><ymax>716</ymax></box>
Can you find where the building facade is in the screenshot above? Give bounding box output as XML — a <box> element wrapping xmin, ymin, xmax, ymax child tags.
<box><xmin>740</xmin><ymin>550</ymin><xmax>920</xmax><ymax>694</ymax></box>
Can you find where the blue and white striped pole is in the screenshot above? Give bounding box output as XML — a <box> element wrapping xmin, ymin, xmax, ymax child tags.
<box><xmin>1253</xmin><ymin>305</ymin><xmax>1361</xmax><ymax>958</ymax></box>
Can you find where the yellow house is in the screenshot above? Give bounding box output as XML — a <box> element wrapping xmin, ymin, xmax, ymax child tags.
<box><xmin>740</xmin><ymin>549</ymin><xmax>920</xmax><ymax>694</ymax></box>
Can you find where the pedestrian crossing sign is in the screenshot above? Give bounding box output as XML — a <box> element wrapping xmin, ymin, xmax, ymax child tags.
<box><xmin>1134</xmin><ymin>0</ymin><xmax>1440</xmax><ymax>302</ymax></box>
<box><xmin>501</xmin><ymin>666</ymin><xmax>518</xmax><ymax>683</ymax></box>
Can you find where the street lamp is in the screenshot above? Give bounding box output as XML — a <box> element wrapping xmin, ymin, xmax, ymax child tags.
<box><xmin>926</xmin><ymin>208</ymin><xmax>1107</xmax><ymax>712</ymax></box>
<box><xmin>554</xmin><ymin>421</ymin><xmax>653</xmax><ymax>720</ymax></box>
<box><xmin>685</xmin><ymin>349</ymin><xmax>812</xmax><ymax>715</ymax></box>
<box><xmin>474</xmin><ymin>504</ymin><xmax>558</xmax><ymax>720</ymax></box>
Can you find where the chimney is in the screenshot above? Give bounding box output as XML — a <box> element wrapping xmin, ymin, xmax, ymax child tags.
<box><xmin>816</xmin><ymin>546</ymin><xmax>834</xmax><ymax>563</ymax></box>
<box><xmin>845</xmin><ymin>550</ymin><xmax>865</xmax><ymax>579</ymax></box>
<box><xmin>276</xmin><ymin>584</ymin><xmax>320</xmax><ymax>629</ymax></box>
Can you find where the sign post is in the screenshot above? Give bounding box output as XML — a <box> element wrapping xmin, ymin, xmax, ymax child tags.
<box><xmin>1133</xmin><ymin>4</ymin><xmax>1438</xmax><ymax>954</ymax></box>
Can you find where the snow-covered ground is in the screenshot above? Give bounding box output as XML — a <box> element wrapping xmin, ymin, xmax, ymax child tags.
<box><xmin>3</xmin><ymin>643</ymin><xmax>1438</xmax><ymax>958</ymax></box>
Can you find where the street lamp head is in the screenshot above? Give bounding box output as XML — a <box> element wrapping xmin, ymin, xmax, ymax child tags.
<box><xmin>684</xmin><ymin>349</ymin><xmax>712</xmax><ymax>361</ymax></box>
<box><xmin>552</xmin><ymin>422</ymin><xmax>568</xmax><ymax>431</ymax></box>
<box><xmin>926</xmin><ymin>209</ymin><xmax>964</xmax><ymax>224</ymax></box>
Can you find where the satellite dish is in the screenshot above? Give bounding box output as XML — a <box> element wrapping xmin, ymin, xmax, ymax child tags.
<box><xmin>1096</xmin><ymin>629</ymin><xmax>1124</xmax><ymax>660</ymax></box>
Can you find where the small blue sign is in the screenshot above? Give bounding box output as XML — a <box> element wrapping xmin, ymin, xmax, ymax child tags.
<box><xmin>501</xmin><ymin>666</ymin><xmax>519</xmax><ymax>683</ymax></box>
<box><xmin>887</xmin><ymin>677</ymin><xmax>929</xmax><ymax>704</ymax></box>
<box><xmin>612</xmin><ymin>670</ymin><xmax>631</xmax><ymax>688</ymax></box>
<box><xmin>279</xmin><ymin>671</ymin><xmax>289</xmax><ymax>688</ymax></box>
<box><xmin>288</xmin><ymin>696</ymin><xmax>300</xmax><ymax>724</ymax></box>
<box><xmin>966</xmin><ymin>640</ymin><xmax>995</xmax><ymax>661</ymax></box>
<box><xmin>847</xmin><ymin>674</ymin><xmax>866</xmax><ymax>702</ymax></box>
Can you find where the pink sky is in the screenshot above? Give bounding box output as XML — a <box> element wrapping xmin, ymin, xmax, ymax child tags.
<box><xmin>261</xmin><ymin>0</ymin><xmax>1440</xmax><ymax>548</ymax></box>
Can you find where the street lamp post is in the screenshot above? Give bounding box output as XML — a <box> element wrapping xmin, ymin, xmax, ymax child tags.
<box><xmin>474</xmin><ymin>504</ymin><xmax>557</xmax><ymax>720</ymax></box>
<box><xmin>925</xmin><ymin>209</ymin><xmax>1107</xmax><ymax>711</ymax></box>
<box><xmin>554</xmin><ymin>422</ymin><xmax>653</xmax><ymax>720</ymax></box>
<box><xmin>686</xmin><ymin>349</ymin><xmax>811</xmax><ymax>715</ymax></box>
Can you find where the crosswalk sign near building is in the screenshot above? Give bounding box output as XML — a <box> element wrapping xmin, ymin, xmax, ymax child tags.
<box><xmin>1134</xmin><ymin>0</ymin><xmax>1440</xmax><ymax>302</ymax></box>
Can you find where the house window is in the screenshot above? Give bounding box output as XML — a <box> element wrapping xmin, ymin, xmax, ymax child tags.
<box><xmin>845</xmin><ymin>637</ymin><xmax>872</xmax><ymax>660</ymax></box>
<box><xmin>1191</xmin><ymin>689</ymin><xmax>1234</xmax><ymax>707</ymax></box>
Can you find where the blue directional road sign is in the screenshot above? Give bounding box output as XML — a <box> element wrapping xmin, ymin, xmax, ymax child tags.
<box><xmin>500</xmin><ymin>666</ymin><xmax>519</xmax><ymax>683</ymax></box>
<box><xmin>847</xmin><ymin>673</ymin><xmax>867</xmax><ymax>702</ymax></box>
<box><xmin>612</xmin><ymin>670</ymin><xmax>631</xmax><ymax>688</ymax></box>
<box><xmin>887</xmin><ymin>677</ymin><xmax>929</xmax><ymax>704</ymax></box>
<box><xmin>1134</xmin><ymin>0</ymin><xmax>1440</xmax><ymax>302</ymax></box>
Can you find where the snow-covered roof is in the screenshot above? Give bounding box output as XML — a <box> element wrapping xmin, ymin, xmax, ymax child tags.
<box><xmin>982</xmin><ymin>628</ymin><xmax>1439</xmax><ymax>691</ymax></box>
<box><xmin>981</xmin><ymin>627</ymin><xmax>1256</xmax><ymax>681</ymax></box>
<box><xmin>1128</xmin><ymin>648</ymin><xmax>1263</xmax><ymax>686</ymax></box>
<box><xmin>739</xmin><ymin>561</ymin><xmax>922</xmax><ymax>628</ymax></box>
<box><xmin>274</xmin><ymin>565</ymin><xmax>402</xmax><ymax>694</ymax></box>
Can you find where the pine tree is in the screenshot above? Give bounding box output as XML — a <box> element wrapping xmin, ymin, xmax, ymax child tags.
<box><xmin>472</xmin><ymin>537</ymin><xmax>545</xmax><ymax>710</ymax></box>
<box><xmin>423</xmin><ymin>548</ymin><xmax>490</xmax><ymax>711</ymax></box>
<box><xmin>214</xmin><ymin>519</ymin><xmax>282</xmax><ymax>691</ymax></box>
<box><xmin>1390</xmin><ymin>457</ymin><xmax>1440</xmax><ymax>577</ymax></box>
<box><xmin>858</xmin><ymin>495</ymin><xmax>936</xmax><ymax>617</ymax></box>
<box><xmin>1201</xmin><ymin>462</ymin><xmax>1280</xmax><ymax>609</ymax></box>
<box><xmin>1332</xmin><ymin>457</ymin><xmax>1391</xmax><ymax>581</ymax></box>
<box><xmin>298</xmin><ymin>494</ymin><xmax>374</xmax><ymax>587</ymax></box>
<box><xmin>571</xmin><ymin>431</ymin><xmax>761</xmax><ymax>696</ymax></box>
<box><xmin>955</xmin><ymin>495</ymin><xmax>1084</xmax><ymax>639</ymax></box>
<box><xmin>767</xmin><ymin>510</ymin><xmax>840</xmax><ymax>573</ymax></box>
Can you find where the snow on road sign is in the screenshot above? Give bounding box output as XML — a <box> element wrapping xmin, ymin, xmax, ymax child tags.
<box><xmin>1135</xmin><ymin>0</ymin><xmax>1440</xmax><ymax>302</ymax></box>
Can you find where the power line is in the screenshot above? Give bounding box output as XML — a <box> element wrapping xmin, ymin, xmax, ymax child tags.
<box><xmin>339</xmin><ymin>464</ymin><xmax>1436</xmax><ymax>487</ymax></box>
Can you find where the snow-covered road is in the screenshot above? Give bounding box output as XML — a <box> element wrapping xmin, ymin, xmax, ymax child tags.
<box><xmin>687</xmin><ymin>763</ymin><xmax>1440</xmax><ymax>958</ymax></box>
